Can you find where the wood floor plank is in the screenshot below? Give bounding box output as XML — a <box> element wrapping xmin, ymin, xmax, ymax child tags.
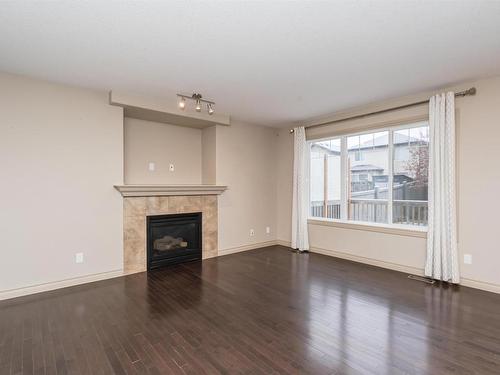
<box><xmin>2</xmin><ymin>246</ymin><xmax>500</xmax><ymax>375</ymax></box>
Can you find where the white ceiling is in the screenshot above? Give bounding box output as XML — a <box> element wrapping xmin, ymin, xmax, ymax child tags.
<box><xmin>1</xmin><ymin>1</ymin><xmax>500</xmax><ymax>127</ymax></box>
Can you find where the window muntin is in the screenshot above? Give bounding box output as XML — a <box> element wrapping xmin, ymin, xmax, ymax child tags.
<box><xmin>309</xmin><ymin>122</ymin><xmax>429</xmax><ymax>228</ymax></box>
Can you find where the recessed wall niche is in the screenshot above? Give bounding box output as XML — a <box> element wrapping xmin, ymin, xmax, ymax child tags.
<box><xmin>123</xmin><ymin>117</ymin><xmax>216</xmax><ymax>185</ymax></box>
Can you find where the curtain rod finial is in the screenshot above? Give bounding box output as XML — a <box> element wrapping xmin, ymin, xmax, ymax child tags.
<box><xmin>290</xmin><ymin>129</ymin><xmax>295</xmax><ymax>134</ymax></box>
<box><xmin>457</xmin><ymin>87</ymin><xmax>476</xmax><ymax>97</ymax></box>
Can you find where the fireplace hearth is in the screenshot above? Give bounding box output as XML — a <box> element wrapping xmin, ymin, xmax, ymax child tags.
<box><xmin>147</xmin><ymin>212</ymin><xmax>202</xmax><ymax>270</ymax></box>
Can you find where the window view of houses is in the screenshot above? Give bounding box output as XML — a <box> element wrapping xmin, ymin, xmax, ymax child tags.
<box><xmin>310</xmin><ymin>122</ymin><xmax>429</xmax><ymax>226</ymax></box>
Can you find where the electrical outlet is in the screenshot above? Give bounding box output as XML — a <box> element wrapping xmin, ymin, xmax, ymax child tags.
<box><xmin>75</xmin><ymin>252</ymin><xmax>84</xmax><ymax>264</ymax></box>
<box><xmin>249</xmin><ymin>229</ymin><xmax>255</xmax><ymax>237</ymax></box>
<box><xmin>148</xmin><ymin>162</ymin><xmax>155</xmax><ymax>171</ymax></box>
<box><xmin>464</xmin><ymin>254</ymin><xmax>472</xmax><ymax>264</ymax></box>
<box><xmin>266</xmin><ymin>226</ymin><xmax>271</xmax><ymax>234</ymax></box>
<box><xmin>169</xmin><ymin>163</ymin><xmax>175</xmax><ymax>172</ymax></box>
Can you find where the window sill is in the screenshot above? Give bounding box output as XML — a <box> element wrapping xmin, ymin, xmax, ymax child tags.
<box><xmin>307</xmin><ymin>218</ymin><xmax>427</xmax><ymax>238</ymax></box>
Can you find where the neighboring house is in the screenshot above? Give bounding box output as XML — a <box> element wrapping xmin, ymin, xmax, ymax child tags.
<box><xmin>350</xmin><ymin>164</ymin><xmax>384</xmax><ymax>192</ymax></box>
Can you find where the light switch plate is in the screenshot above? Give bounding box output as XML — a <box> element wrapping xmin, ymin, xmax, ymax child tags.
<box><xmin>169</xmin><ymin>163</ymin><xmax>175</xmax><ymax>172</ymax></box>
<box><xmin>464</xmin><ymin>254</ymin><xmax>472</xmax><ymax>264</ymax></box>
<box><xmin>148</xmin><ymin>162</ymin><xmax>155</xmax><ymax>171</ymax></box>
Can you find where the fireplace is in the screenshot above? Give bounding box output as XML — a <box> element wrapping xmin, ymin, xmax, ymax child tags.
<box><xmin>147</xmin><ymin>212</ymin><xmax>202</xmax><ymax>270</ymax></box>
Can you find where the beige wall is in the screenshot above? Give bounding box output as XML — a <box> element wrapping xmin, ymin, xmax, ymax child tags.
<box><xmin>124</xmin><ymin>117</ymin><xmax>202</xmax><ymax>184</ymax></box>
<box><xmin>277</xmin><ymin>75</ymin><xmax>500</xmax><ymax>291</ymax></box>
<box><xmin>0</xmin><ymin>72</ymin><xmax>124</xmax><ymax>292</ymax></box>
<box><xmin>456</xmin><ymin>77</ymin><xmax>500</xmax><ymax>288</ymax></box>
<box><xmin>216</xmin><ymin>121</ymin><xmax>278</xmax><ymax>251</ymax></box>
<box><xmin>276</xmin><ymin>128</ymin><xmax>293</xmax><ymax>243</ymax></box>
<box><xmin>201</xmin><ymin>126</ymin><xmax>217</xmax><ymax>184</ymax></box>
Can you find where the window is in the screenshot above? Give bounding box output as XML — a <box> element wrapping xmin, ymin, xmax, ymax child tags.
<box><xmin>309</xmin><ymin>121</ymin><xmax>429</xmax><ymax>227</ymax></box>
<box><xmin>392</xmin><ymin>125</ymin><xmax>429</xmax><ymax>226</ymax></box>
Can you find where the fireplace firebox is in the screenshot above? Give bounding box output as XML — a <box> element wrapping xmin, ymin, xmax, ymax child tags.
<box><xmin>147</xmin><ymin>212</ymin><xmax>202</xmax><ymax>270</ymax></box>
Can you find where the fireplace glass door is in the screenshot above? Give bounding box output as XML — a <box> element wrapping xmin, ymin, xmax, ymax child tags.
<box><xmin>147</xmin><ymin>212</ymin><xmax>202</xmax><ymax>270</ymax></box>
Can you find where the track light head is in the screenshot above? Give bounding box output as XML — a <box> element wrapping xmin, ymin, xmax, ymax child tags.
<box><xmin>178</xmin><ymin>97</ymin><xmax>186</xmax><ymax>110</ymax></box>
<box><xmin>207</xmin><ymin>103</ymin><xmax>214</xmax><ymax>115</ymax></box>
<box><xmin>192</xmin><ymin>93</ymin><xmax>202</xmax><ymax>112</ymax></box>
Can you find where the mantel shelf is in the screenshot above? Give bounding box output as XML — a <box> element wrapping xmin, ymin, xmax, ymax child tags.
<box><xmin>114</xmin><ymin>184</ymin><xmax>227</xmax><ymax>197</ymax></box>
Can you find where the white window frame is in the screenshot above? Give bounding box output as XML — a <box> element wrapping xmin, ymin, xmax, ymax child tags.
<box><xmin>308</xmin><ymin>121</ymin><xmax>429</xmax><ymax>233</ymax></box>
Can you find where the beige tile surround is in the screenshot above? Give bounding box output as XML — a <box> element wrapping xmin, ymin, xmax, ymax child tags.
<box><xmin>123</xmin><ymin>195</ymin><xmax>218</xmax><ymax>273</ymax></box>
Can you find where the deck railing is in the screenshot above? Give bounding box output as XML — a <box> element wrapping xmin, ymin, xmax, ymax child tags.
<box><xmin>349</xmin><ymin>199</ymin><xmax>388</xmax><ymax>223</ymax></box>
<box><xmin>310</xmin><ymin>200</ymin><xmax>341</xmax><ymax>219</ymax></box>
<box><xmin>310</xmin><ymin>199</ymin><xmax>428</xmax><ymax>226</ymax></box>
<box><xmin>393</xmin><ymin>200</ymin><xmax>428</xmax><ymax>226</ymax></box>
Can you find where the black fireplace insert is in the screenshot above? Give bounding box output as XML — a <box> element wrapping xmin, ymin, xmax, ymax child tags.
<box><xmin>147</xmin><ymin>212</ymin><xmax>202</xmax><ymax>270</ymax></box>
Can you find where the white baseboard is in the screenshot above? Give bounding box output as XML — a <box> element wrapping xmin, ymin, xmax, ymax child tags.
<box><xmin>276</xmin><ymin>239</ymin><xmax>292</xmax><ymax>247</ymax></box>
<box><xmin>278</xmin><ymin>240</ymin><xmax>500</xmax><ymax>295</ymax></box>
<box><xmin>310</xmin><ymin>245</ymin><xmax>424</xmax><ymax>276</ymax></box>
<box><xmin>218</xmin><ymin>240</ymin><xmax>279</xmax><ymax>256</ymax></box>
<box><xmin>460</xmin><ymin>277</ymin><xmax>500</xmax><ymax>294</ymax></box>
<box><xmin>0</xmin><ymin>269</ymin><xmax>124</xmax><ymax>301</ymax></box>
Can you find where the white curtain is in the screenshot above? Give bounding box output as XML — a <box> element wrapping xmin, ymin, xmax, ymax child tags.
<box><xmin>425</xmin><ymin>92</ymin><xmax>460</xmax><ymax>283</ymax></box>
<box><xmin>291</xmin><ymin>126</ymin><xmax>310</xmax><ymax>251</ymax></box>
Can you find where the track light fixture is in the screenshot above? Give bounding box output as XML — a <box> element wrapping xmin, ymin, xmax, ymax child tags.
<box><xmin>177</xmin><ymin>93</ymin><xmax>215</xmax><ymax>115</ymax></box>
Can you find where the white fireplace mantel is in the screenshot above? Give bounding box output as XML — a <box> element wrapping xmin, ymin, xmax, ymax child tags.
<box><xmin>114</xmin><ymin>184</ymin><xmax>227</xmax><ymax>197</ymax></box>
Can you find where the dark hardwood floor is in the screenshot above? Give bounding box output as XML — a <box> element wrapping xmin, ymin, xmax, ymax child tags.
<box><xmin>1</xmin><ymin>246</ymin><xmax>500</xmax><ymax>375</ymax></box>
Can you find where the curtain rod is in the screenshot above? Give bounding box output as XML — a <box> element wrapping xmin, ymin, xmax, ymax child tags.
<box><xmin>289</xmin><ymin>87</ymin><xmax>476</xmax><ymax>133</ymax></box>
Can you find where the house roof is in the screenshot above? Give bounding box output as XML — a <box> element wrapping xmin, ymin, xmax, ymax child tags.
<box><xmin>349</xmin><ymin>131</ymin><xmax>428</xmax><ymax>151</ymax></box>
<box><xmin>351</xmin><ymin>164</ymin><xmax>384</xmax><ymax>172</ymax></box>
